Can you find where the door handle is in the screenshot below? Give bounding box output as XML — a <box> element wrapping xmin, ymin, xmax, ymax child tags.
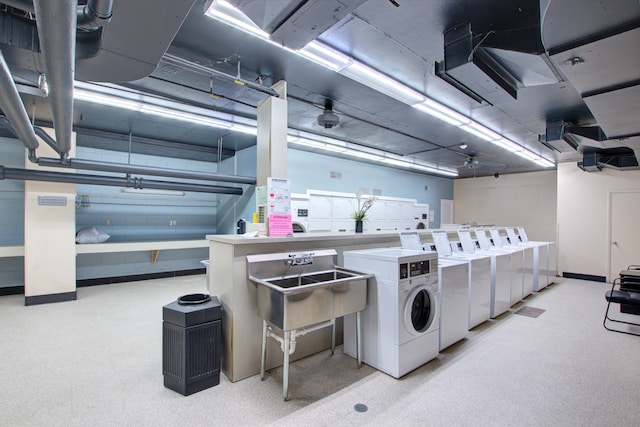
<box><xmin>612</xmin><ymin>241</ymin><xmax>618</xmax><ymax>246</ymax></box>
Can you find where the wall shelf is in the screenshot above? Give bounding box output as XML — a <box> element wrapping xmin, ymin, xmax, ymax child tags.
<box><xmin>75</xmin><ymin>239</ymin><xmax>208</xmax><ymax>264</ymax></box>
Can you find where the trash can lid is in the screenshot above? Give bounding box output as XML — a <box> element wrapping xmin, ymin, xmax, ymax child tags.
<box><xmin>178</xmin><ymin>293</ymin><xmax>211</xmax><ymax>305</ymax></box>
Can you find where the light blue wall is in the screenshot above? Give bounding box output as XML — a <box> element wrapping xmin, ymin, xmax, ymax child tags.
<box><xmin>0</xmin><ymin>138</ymin><xmax>453</xmax><ymax>287</ymax></box>
<box><xmin>74</xmin><ymin>147</ymin><xmax>218</xmax><ymax>279</ymax></box>
<box><xmin>0</xmin><ymin>138</ymin><xmax>25</xmax><ymax>288</ymax></box>
<box><xmin>288</xmin><ymin>149</ymin><xmax>453</xmax><ymax>226</ymax></box>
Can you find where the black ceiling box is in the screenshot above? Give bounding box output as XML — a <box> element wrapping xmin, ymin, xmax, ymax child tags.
<box><xmin>163</xmin><ymin>294</ymin><xmax>222</xmax><ymax>396</ymax></box>
<box><xmin>438</xmin><ymin>22</ymin><xmax>520</xmax><ymax>105</ymax></box>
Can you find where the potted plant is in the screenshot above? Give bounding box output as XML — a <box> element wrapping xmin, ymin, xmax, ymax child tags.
<box><xmin>352</xmin><ymin>193</ymin><xmax>376</xmax><ymax>233</ymax></box>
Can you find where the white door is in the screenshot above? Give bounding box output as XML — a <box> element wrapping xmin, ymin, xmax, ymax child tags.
<box><xmin>440</xmin><ymin>199</ymin><xmax>454</xmax><ymax>226</ymax></box>
<box><xmin>609</xmin><ymin>191</ymin><xmax>640</xmax><ymax>281</ymax></box>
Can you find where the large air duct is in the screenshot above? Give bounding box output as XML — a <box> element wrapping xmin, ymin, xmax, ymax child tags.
<box><xmin>33</xmin><ymin>0</ymin><xmax>76</xmax><ymax>159</ymax></box>
<box><xmin>0</xmin><ymin>51</ymin><xmax>39</xmax><ymax>152</ymax></box>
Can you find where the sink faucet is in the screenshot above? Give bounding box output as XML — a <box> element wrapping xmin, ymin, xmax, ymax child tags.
<box><xmin>285</xmin><ymin>252</ymin><xmax>314</xmax><ymax>266</ymax></box>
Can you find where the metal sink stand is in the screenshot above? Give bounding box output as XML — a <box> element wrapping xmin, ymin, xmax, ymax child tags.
<box><xmin>260</xmin><ymin>314</ymin><xmax>362</xmax><ymax>401</ymax></box>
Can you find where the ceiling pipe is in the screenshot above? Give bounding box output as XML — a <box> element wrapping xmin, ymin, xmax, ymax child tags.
<box><xmin>33</xmin><ymin>0</ymin><xmax>76</xmax><ymax>160</ymax></box>
<box><xmin>0</xmin><ymin>166</ymin><xmax>244</xmax><ymax>195</ymax></box>
<box><xmin>162</xmin><ymin>54</ymin><xmax>280</xmax><ymax>98</ymax></box>
<box><xmin>77</xmin><ymin>0</ymin><xmax>113</xmax><ymax>31</ymax></box>
<box><xmin>1</xmin><ymin>0</ymin><xmax>113</xmax><ymax>30</ymax></box>
<box><xmin>0</xmin><ymin>51</ymin><xmax>40</xmax><ymax>154</ymax></box>
<box><xmin>37</xmin><ymin>157</ymin><xmax>257</xmax><ymax>185</ymax></box>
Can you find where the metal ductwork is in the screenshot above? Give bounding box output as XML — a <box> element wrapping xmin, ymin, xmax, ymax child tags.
<box><xmin>577</xmin><ymin>147</ymin><xmax>639</xmax><ymax>172</ymax></box>
<box><xmin>33</xmin><ymin>0</ymin><xmax>76</xmax><ymax>159</ymax></box>
<box><xmin>0</xmin><ymin>166</ymin><xmax>244</xmax><ymax>195</ymax></box>
<box><xmin>222</xmin><ymin>0</ymin><xmax>368</xmax><ymax>50</ymax></box>
<box><xmin>0</xmin><ymin>51</ymin><xmax>39</xmax><ymax>151</ymax></box>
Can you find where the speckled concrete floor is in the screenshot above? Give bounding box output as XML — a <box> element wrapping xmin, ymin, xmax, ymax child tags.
<box><xmin>1</xmin><ymin>276</ymin><xmax>638</xmax><ymax>426</ymax></box>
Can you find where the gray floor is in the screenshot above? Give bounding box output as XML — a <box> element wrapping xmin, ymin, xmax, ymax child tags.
<box><xmin>1</xmin><ymin>276</ymin><xmax>639</xmax><ymax>426</ymax></box>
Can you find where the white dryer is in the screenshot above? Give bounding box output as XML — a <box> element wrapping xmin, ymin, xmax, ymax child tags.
<box><xmin>516</xmin><ymin>226</ymin><xmax>556</xmax><ymax>291</ymax></box>
<box><xmin>474</xmin><ymin>228</ymin><xmax>515</xmax><ymax>318</ymax></box>
<box><xmin>489</xmin><ymin>228</ymin><xmax>525</xmax><ymax>306</ymax></box>
<box><xmin>402</xmin><ymin>232</ymin><xmax>468</xmax><ymax>351</ymax></box>
<box><xmin>343</xmin><ymin>248</ymin><xmax>439</xmax><ymax>378</ymax></box>
<box><xmin>437</xmin><ymin>258</ymin><xmax>469</xmax><ymax>350</ymax></box>
<box><xmin>431</xmin><ymin>230</ymin><xmax>492</xmax><ymax>329</ymax></box>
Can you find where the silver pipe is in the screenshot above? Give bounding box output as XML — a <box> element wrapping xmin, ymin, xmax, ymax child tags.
<box><xmin>1</xmin><ymin>1</ymin><xmax>113</xmax><ymax>30</ymax></box>
<box><xmin>33</xmin><ymin>127</ymin><xmax>60</xmax><ymax>153</ymax></box>
<box><xmin>0</xmin><ymin>166</ymin><xmax>243</xmax><ymax>195</ymax></box>
<box><xmin>37</xmin><ymin>157</ymin><xmax>257</xmax><ymax>185</ymax></box>
<box><xmin>33</xmin><ymin>0</ymin><xmax>76</xmax><ymax>158</ymax></box>
<box><xmin>162</xmin><ymin>54</ymin><xmax>280</xmax><ymax>98</ymax></box>
<box><xmin>77</xmin><ymin>0</ymin><xmax>113</xmax><ymax>31</ymax></box>
<box><xmin>0</xmin><ymin>51</ymin><xmax>40</xmax><ymax>150</ymax></box>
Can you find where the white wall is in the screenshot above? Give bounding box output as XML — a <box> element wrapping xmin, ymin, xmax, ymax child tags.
<box><xmin>557</xmin><ymin>162</ymin><xmax>640</xmax><ymax>279</ymax></box>
<box><xmin>453</xmin><ymin>170</ymin><xmax>557</xmax><ymax>242</ymax></box>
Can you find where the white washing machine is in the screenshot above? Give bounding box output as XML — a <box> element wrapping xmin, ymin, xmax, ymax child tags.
<box><xmin>437</xmin><ymin>258</ymin><xmax>469</xmax><ymax>350</ymax></box>
<box><xmin>516</xmin><ymin>226</ymin><xmax>556</xmax><ymax>291</ymax></box>
<box><xmin>504</xmin><ymin>228</ymin><xmax>535</xmax><ymax>298</ymax></box>
<box><xmin>431</xmin><ymin>230</ymin><xmax>492</xmax><ymax>329</ymax></box>
<box><xmin>489</xmin><ymin>228</ymin><xmax>525</xmax><ymax>306</ymax></box>
<box><xmin>474</xmin><ymin>228</ymin><xmax>515</xmax><ymax>318</ymax></box>
<box><xmin>343</xmin><ymin>248</ymin><xmax>439</xmax><ymax>378</ymax></box>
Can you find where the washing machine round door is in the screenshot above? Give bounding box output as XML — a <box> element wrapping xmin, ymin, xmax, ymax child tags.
<box><xmin>404</xmin><ymin>285</ymin><xmax>436</xmax><ymax>336</ymax></box>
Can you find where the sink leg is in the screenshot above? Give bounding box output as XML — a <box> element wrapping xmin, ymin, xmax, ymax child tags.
<box><xmin>260</xmin><ymin>320</ymin><xmax>267</xmax><ymax>381</ymax></box>
<box><xmin>283</xmin><ymin>330</ymin><xmax>290</xmax><ymax>401</ymax></box>
<box><xmin>331</xmin><ymin>320</ymin><xmax>336</xmax><ymax>355</ymax></box>
<box><xmin>356</xmin><ymin>311</ymin><xmax>362</xmax><ymax>369</ymax></box>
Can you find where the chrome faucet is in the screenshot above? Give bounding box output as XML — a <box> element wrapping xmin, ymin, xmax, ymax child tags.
<box><xmin>285</xmin><ymin>252</ymin><xmax>314</xmax><ymax>266</ymax></box>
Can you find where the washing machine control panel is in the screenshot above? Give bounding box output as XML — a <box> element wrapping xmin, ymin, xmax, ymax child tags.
<box><xmin>399</xmin><ymin>259</ymin><xmax>431</xmax><ymax>280</ymax></box>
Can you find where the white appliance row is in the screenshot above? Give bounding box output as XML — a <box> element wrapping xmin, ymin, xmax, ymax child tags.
<box><xmin>341</xmin><ymin>227</ymin><xmax>555</xmax><ymax>379</ymax></box>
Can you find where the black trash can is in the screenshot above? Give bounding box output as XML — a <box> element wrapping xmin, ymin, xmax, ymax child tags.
<box><xmin>163</xmin><ymin>293</ymin><xmax>222</xmax><ymax>395</ymax></box>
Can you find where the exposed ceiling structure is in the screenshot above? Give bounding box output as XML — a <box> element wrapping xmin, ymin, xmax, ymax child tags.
<box><xmin>0</xmin><ymin>0</ymin><xmax>639</xmax><ymax>179</ymax></box>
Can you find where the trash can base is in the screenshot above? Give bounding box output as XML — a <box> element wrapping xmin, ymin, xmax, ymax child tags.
<box><xmin>164</xmin><ymin>373</ymin><xmax>220</xmax><ymax>396</ymax></box>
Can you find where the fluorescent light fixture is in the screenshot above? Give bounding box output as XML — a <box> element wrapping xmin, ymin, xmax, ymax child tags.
<box><xmin>342</xmin><ymin>62</ymin><xmax>425</xmax><ymax>104</ymax></box>
<box><xmin>121</xmin><ymin>188</ymin><xmax>185</xmax><ymax>196</ymax></box>
<box><xmin>348</xmin><ymin>150</ymin><xmax>384</xmax><ymax>161</ymax></box>
<box><xmin>535</xmin><ymin>158</ymin><xmax>555</xmax><ymax>167</ymax></box>
<box><xmin>205</xmin><ymin>0</ymin><xmax>269</xmax><ymax>40</ymax></box>
<box><xmin>298</xmin><ymin>41</ymin><xmax>352</xmax><ymax>71</ymax></box>
<box><xmin>140</xmin><ymin>104</ymin><xmax>232</xmax><ymax>129</ymax></box>
<box><xmin>491</xmin><ymin>138</ymin><xmax>522</xmax><ymax>152</ymax></box>
<box><xmin>459</xmin><ymin>124</ymin><xmax>497</xmax><ymax>142</ymax></box>
<box><xmin>465</xmin><ymin>122</ymin><xmax>502</xmax><ymax>140</ymax></box>
<box><xmin>74</xmin><ymin>89</ymin><xmax>142</xmax><ymax>111</ymax></box>
<box><xmin>203</xmin><ymin>4</ymin><xmax>555</xmax><ymax>169</ymax></box>
<box><xmin>75</xmin><ymin>82</ymin><xmax>251</xmax><ymax>132</ymax></box>
<box><xmin>228</xmin><ymin>123</ymin><xmax>258</xmax><ymax>135</ymax></box>
<box><xmin>413</xmin><ymin>102</ymin><xmax>465</xmax><ymax>126</ymax></box>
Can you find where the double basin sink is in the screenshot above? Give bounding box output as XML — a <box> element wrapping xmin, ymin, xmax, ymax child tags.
<box><xmin>247</xmin><ymin>250</ymin><xmax>372</xmax><ymax>331</ymax></box>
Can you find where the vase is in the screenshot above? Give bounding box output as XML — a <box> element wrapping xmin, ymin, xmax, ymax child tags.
<box><xmin>355</xmin><ymin>220</ymin><xmax>363</xmax><ymax>233</ymax></box>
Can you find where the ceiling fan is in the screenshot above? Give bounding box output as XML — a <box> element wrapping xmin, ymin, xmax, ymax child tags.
<box><xmin>316</xmin><ymin>99</ymin><xmax>341</xmax><ymax>129</ymax></box>
<box><xmin>458</xmin><ymin>152</ymin><xmax>506</xmax><ymax>175</ymax></box>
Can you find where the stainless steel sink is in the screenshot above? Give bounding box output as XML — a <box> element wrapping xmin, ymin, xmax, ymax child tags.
<box><xmin>247</xmin><ymin>252</ymin><xmax>372</xmax><ymax>331</ymax></box>
<box><xmin>246</xmin><ymin>249</ymin><xmax>372</xmax><ymax>400</ymax></box>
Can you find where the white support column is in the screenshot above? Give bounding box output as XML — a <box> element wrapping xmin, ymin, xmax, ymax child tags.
<box><xmin>256</xmin><ymin>81</ymin><xmax>288</xmax><ymax>186</ymax></box>
<box><xmin>24</xmin><ymin>128</ymin><xmax>76</xmax><ymax>305</ymax></box>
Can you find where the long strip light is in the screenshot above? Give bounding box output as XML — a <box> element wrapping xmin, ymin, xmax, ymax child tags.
<box><xmin>287</xmin><ymin>131</ymin><xmax>459</xmax><ymax>177</ymax></box>
<box><xmin>73</xmin><ymin>81</ymin><xmax>457</xmax><ymax>177</ymax></box>
<box><xmin>205</xmin><ymin>1</ymin><xmax>555</xmax><ymax>169</ymax></box>
<box><xmin>74</xmin><ymin>82</ymin><xmax>257</xmax><ymax>135</ymax></box>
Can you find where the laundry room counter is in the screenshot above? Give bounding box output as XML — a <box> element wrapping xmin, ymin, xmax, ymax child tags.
<box><xmin>206</xmin><ymin>231</ymin><xmax>430</xmax><ymax>382</ymax></box>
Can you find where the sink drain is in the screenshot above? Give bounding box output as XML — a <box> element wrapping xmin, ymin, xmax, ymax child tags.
<box><xmin>354</xmin><ymin>403</ymin><xmax>368</xmax><ymax>413</ymax></box>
